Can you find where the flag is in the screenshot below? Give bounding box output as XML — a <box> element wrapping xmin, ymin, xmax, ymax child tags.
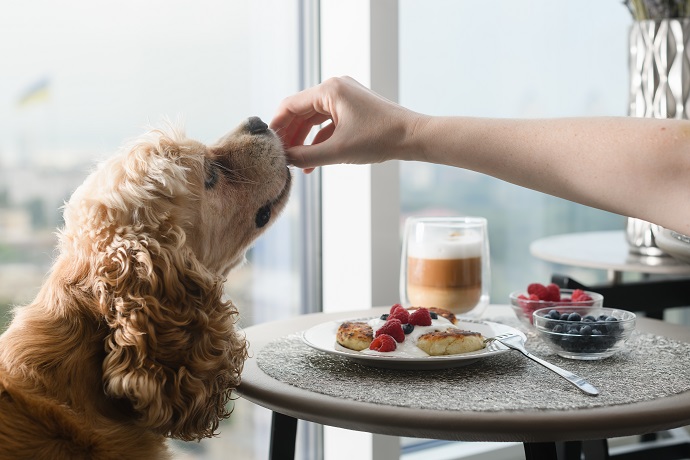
<box><xmin>16</xmin><ymin>77</ymin><xmax>51</xmax><ymax>108</ymax></box>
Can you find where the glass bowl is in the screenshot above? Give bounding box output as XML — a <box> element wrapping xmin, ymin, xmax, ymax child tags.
<box><xmin>532</xmin><ymin>306</ymin><xmax>636</xmax><ymax>360</ymax></box>
<box><xmin>509</xmin><ymin>288</ymin><xmax>603</xmax><ymax>328</ymax></box>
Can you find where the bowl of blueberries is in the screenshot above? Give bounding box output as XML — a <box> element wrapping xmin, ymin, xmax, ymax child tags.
<box><xmin>532</xmin><ymin>307</ymin><xmax>636</xmax><ymax>360</ymax></box>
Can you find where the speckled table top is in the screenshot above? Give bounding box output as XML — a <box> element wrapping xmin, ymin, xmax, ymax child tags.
<box><xmin>258</xmin><ymin>329</ymin><xmax>690</xmax><ymax>412</ymax></box>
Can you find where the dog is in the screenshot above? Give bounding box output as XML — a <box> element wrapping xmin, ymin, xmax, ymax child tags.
<box><xmin>0</xmin><ymin>116</ymin><xmax>291</xmax><ymax>459</ymax></box>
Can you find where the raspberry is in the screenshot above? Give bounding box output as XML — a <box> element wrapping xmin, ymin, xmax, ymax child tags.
<box><xmin>527</xmin><ymin>283</ymin><xmax>549</xmax><ymax>300</ymax></box>
<box><xmin>518</xmin><ymin>294</ymin><xmax>539</xmax><ymax>302</ymax></box>
<box><xmin>390</xmin><ymin>303</ymin><xmax>404</xmax><ymax>313</ymax></box>
<box><xmin>369</xmin><ymin>334</ymin><xmax>397</xmax><ymax>352</ymax></box>
<box><xmin>517</xmin><ymin>293</ymin><xmax>541</xmax><ymax>323</ymax></box>
<box><xmin>518</xmin><ymin>294</ymin><xmax>540</xmax><ymax>308</ymax></box>
<box><xmin>375</xmin><ymin>318</ymin><xmax>405</xmax><ymax>342</ymax></box>
<box><xmin>388</xmin><ymin>306</ymin><xmax>409</xmax><ymax>324</ymax></box>
<box><xmin>408</xmin><ymin>307</ymin><xmax>432</xmax><ymax>326</ymax></box>
<box><xmin>546</xmin><ymin>283</ymin><xmax>561</xmax><ymax>301</ymax></box>
<box><xmin>572</xmin><ymin>289</ymin><xmax>593</xmax><ymax>303</ymax></box>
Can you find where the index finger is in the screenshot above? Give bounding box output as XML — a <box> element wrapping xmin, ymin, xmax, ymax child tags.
<box><xmin>270</xmin><ymin>85</ymin><xmax>334</xmax><ymax>144</ymax></box>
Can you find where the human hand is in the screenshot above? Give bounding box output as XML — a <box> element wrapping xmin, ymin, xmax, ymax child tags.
<box><xmin>270</xmin><ymin>76</ymin><xmax>421</xmax><ymax>172</ymax></box>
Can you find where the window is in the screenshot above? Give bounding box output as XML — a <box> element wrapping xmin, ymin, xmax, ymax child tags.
<box><xmin>0</xmin><ymin>2</ymin><xmax>310</xmax><ymax>458</ymax></box>
<box><xmin>397</xmin><ymin>0</ymin><xmax>632</xmax><ymax>457</ymax></box>
<box><xmin>399</xmin><ymin>0</ymin><xmax>632</xmax><ymax>305</ymax></box>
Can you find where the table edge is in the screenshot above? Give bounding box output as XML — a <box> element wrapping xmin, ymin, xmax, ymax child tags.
<box><xmin>529</xmin><ymin>230</ymin><xmax>690</xmax><ymax>275</ymax></box>
<box><xmin>236</xmin><ymin>306</ymin><xmax>690</xmax><ymax>442</ymax></box>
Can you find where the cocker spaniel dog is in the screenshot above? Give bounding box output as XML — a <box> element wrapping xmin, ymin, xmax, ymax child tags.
<box><xmin>0</xmin><ymin>117</ymin><xmax>291</xmax><ymax>459</ymax></box>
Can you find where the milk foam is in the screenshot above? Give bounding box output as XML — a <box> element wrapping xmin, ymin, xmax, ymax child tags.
<box><xmin>360</xmin><ymin>316</ymin><xmax>458</xmax><ymax>357</ymax></box>
<box><xmin>408</xmin><ymin>232</ymin><xmax>482</xmax><ymax>259</ymax></box>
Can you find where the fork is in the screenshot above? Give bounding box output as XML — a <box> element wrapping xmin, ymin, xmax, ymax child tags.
<box><xmin>486</xmin><ymin>333</ymin><xmax>599</xmax><ymax>396</ymax></box>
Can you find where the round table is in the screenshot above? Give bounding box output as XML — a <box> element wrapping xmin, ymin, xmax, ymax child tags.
<box><xmin>529</xmin><ymin>230</ymin><xmax>690</xmax><ymax>283</ymax></box>
<box><xmin>236</xmin><ymin>305</ymin><xmax>690</xmax><ymax>460</ymax></box>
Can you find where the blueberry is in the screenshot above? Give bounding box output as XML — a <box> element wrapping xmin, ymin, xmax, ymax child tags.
<box><xmin>597</xmin><ymin>315</ymin><xmax>609</xmax><ymax>322</ymax></box>
<box><xmin>567</xmin><ymin>326</ymin><xmax>580</xmax><ymax>334</ymax></box>
<box><xmin>547</xmin><ymin>310</ymin><xmax>560</xmax><ymax>319</ymax></box>
<box><xmin>590</xmin><ymin>336</ymin><xmax>613</xmax><ymax>352</ymax></box>
<box><xmin>561</xmin><ymin>335</ymin><xmax>580</xmax><ymax>351</ymax></box>
<box><xmin>552</xmin><ymin>324</ymin><xmax>564</xmax><ymax>333</ymax></box>
<box><xmin>583</xmin><ymin>315</ymin><xmax>596</xmax><ymax>322</ymax></box>
<box><xmin>429</xmin><ymin>312</ymin><xmax>438</xmax><ymax>319</ymax></box>
<box><xmin>591</xmin><ymin>328</ymin><xmax>603</xmax><ymax>335</ymax></box>
<box><xmin>402</xmin><ymin>323</ymin><xmax>415</xmax><ymax>334</ymax></box>
<box><xmin>568</xmin><ymin>313</ymin><xmax>582</xmax><ymax>322</ymax></box>
<box><xmin>605</xmin><ymin>316</ymin><xmax>620</xmax><ymax>333</ymax></box>
<box><xmin>580</xmin><ymin>325</ymin><xmax>592</xmax><ymax>335</ymax></box>
<box><xmin>594</xmin><ymin>322</ymin><xmax>609</xmax><ymax>334</ymax></box>
<box><xmin>559</xmin><ymin>312</ymin><xmax>572</xmax><ymax>320</ymax></box>
<box><xmin>380</xmin><ymin>313</ymin><xmax>389</xmax><ymax>320</ymax></box>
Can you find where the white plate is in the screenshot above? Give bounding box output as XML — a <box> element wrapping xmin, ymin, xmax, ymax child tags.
<box><xmin>301</xmin><ymin>317</ymin><xmax>524</xmax><ymax>370</ymax></box>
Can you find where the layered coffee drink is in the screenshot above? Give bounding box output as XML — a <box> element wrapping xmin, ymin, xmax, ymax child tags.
<box><xmin>406</xmin><ymin>232</ymin><xmax>482</xmax><ymax>313</ymax></box>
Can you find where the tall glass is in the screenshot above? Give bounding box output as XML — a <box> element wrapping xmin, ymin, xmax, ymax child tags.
<box><xmin>400</xmin><ymin>217</ymin><xmax>490</xmax><ymax>317</ymax></box>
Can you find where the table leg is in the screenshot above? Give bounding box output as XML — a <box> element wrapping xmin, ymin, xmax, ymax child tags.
<box><xmin>558</xmin><ymin>441</ymin><xmax>583</xmax><ymax>460</ymax></box>
<box><xmin>269</xmin><ymin>411</ymin><xmax>298</xmax><ymax>460</ymax></box>
<box><xmin>581</xmin><ymin>439</ymin><xmax>609</xmax><ymax>460</ymax></box>
<box><xmin>524</xmin><ymin>442</ymin><xmax>558</xmax><ymax>460</ymax></box>
<box><xmin>607</xmin><ymin>270</ymin><xmax>623</xmax><ymax>285</ymax></box>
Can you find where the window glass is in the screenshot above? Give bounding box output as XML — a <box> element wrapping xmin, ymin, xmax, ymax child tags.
<box><xmin>399</xmin><ymin>0</ymin><xmax>631</xmax><ymax>454</ymax></box>
<box><xmin>0</xmin><ymin>2</ymin><xmax>303</xmax><ymax>458</ymax></box>
<box><xmin>399</xmin><ymin>0</ymin><xmax>632</xmax><ymax>304</ymax></box>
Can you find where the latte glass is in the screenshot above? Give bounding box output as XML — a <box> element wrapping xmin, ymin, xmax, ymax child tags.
<box><xmin>400</xmin><ymin>217</ymin><xmax>490</xmax><ymax>317</ymax></box>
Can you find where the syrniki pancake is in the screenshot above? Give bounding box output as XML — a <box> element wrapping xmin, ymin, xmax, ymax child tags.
<box><xmin>416</xmin><ymin>329</ymin><xmax>484</xmax><ymax>356</ymax></box>
<box><xmin>335</xmin><ymin>321</ymin><xmax>373</xmax><ymax>351</ymax></box>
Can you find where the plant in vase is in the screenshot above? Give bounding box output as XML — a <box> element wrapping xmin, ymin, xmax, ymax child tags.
<box><xmin>622</xmin><ymin>0</ymin><xmax>690</xmax><ymax>256</ymax></box>
<box><xmin>623</xmin><ymin>0</ymin><xmax>690</xmax><ymax>19</ymax></box>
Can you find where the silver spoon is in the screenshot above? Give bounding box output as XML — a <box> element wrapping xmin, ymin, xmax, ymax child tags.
<box><xmin>486</xmin><ymin>333</ymin><xmax>599</xmax><ymax>396</ymax></box>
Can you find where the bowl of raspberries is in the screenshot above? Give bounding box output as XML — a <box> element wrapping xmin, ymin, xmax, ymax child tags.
<box><xmin>532</xmin><ymin>306</ymin><xmax>636</xmax><ymax>360</ymax></box>
<box><xmin>509</xmin><ymin>283</ymin><xmax>603</xmax><ymax>328</ymax></box>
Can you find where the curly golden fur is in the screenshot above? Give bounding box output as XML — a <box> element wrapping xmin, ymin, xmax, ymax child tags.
<box><xmin>0</xmin><ymin>117</ymin><xmax>291</xmax><ymax>459</ymax></box>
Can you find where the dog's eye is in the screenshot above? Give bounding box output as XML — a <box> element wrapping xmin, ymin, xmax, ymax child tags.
<box><xmin>205</xmin><ymin>162</ymin><xmax>218</xmax><ymax>189</ymax></box>
<box><xmin>255</xmin><ymin>205</ymin><xmax>271</xmax><ymax>228</ymax></box>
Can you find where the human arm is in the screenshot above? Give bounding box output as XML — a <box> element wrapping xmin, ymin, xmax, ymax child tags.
<box><xmin>415</xmin><ymin>116</ymin><xmax>690</xmax><ymax>236</ymax></box>
<box><xmin>270</xmin><ymin>77</ymin><xmax>690</xmax><ymax>235</ymax></box>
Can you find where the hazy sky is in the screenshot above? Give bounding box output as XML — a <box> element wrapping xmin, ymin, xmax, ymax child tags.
<box><xmin>0</xmin><ymin>0</ymin><xmax>299</xmax><ymax>168</ymax></box>
<box><xmin>1</xmin><ymin>0</ymin><xmax>633</xmax><ymax>169</ymax></box>
<box><xmin>399</xmin><ymin>0</ymin><xmax>631</xmax><ymax>118</ymax></box>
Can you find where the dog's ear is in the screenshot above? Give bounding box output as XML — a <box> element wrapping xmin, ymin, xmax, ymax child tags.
<box><xmin>95</xmin><ymin>224</ymin><xmax>247</xmax><ymax>440</ymax></box>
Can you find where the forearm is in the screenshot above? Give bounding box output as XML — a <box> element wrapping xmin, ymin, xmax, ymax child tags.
<box><xmin>406</xmin><ymin>116</ymin><xmax>690</xmax><ymax>234</ymax></box>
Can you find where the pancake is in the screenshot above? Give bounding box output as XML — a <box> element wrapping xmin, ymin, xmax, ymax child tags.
<box><xmin>416</xmin><ymin>329</ymin><xmax>485</xmax><ymax>356</ymax></box>
<box><xmin>336</xmin><ymin>321</ymin><xmax>374</xmax><ymax>351</ymax></box>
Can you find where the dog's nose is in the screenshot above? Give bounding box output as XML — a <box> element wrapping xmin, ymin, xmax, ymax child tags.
<box><xmin>247</xmin><ymin>116</ymin><xmax>268</xmax><ymax>135</ymax></box>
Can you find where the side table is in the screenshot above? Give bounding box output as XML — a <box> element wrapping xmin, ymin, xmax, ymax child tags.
<box><xmin>530</xmin><ymin>230</ymin><xmax>690</xmax><ymax>320</ymax></box>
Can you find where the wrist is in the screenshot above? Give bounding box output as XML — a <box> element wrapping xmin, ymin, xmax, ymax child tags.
<box><xmin>397</xmin><ymin>112</ymin><xmax>432</xmax><ymax>162</ymax></box>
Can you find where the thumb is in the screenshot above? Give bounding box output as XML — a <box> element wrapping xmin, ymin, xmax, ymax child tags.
<box><xmin>285</xmin><ymin>143</ymin><xmax>335</xmax><ymax>169</ymax></box>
